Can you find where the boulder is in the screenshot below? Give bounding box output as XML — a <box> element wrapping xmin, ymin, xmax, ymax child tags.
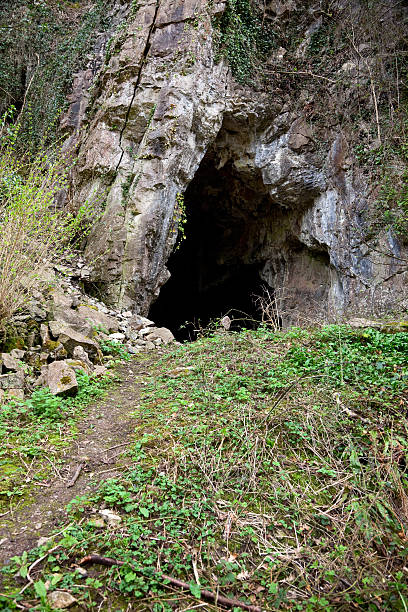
<box><xmin>40</xmin><ymin>323</ymin><xmax>51</xmax><ymax>345</ymax></box>
<box><xmin>1</xmin><ymin>353</ymin><xmax>20</xmax><ymax>372</ymax></box>
<box><xmin>46</xmin><ymin>361</ymin><xmax>78</xmax><ymax>396</ymax></box>
<box><xmin>48</xmin><ymin>343</ymin><xmax>68</xmax><ymax>361</ymax></box>
<box><xmin>0</xmin><ymin>370</ymin><xmax>24</xmax><ymax>390</ymax></box>
<box><xmin>73</xmin><ymin>345</ymin><xmax>93</xmax><ymax>369</ymax></box>
<box><xmin>77</xmin><ymin>305</ymin><xmax>119</xmax><ymax>334</ymax></box>
<box><xmin>10</xmin><ymin>349</ymin><xmax>26</xmax><ymax>360</ymax></box>
<box><xmin>49</xmin><ymin>320</ymin><xmax>69</xmax><ymax>339</ymax></box>
<box><xmin>65</xmin><ymin>359</ymin><xmax>92</xmax><ymax>375</ymax></box>
<box><xmin>129</xmin><ymin>315</ymin><xmax>154</xmax><ymax>331</ymax></box>
<box><xmin>146</xmin><ymin>327</ymin><xmax>175</xmax><ymax>344</ymax></box>
<box><xmin>109</xmin><ymin>332</ymin><xmax>126</xmax><ymax>341</ymax></box>
<box><xmin>7</xmin><ymin>389</ymin><xmax>24</xmax><ymax>400</ymax></box>
<box><xmin>54</xmin><ymin>308</ymin><xmax>93</xmax><ymax>337</ymax></box>
<box><xmin>58</xmin><ymin>327</ymin><xmax>101</xmax><ymax>361</ymax></box>
<box><xmin>48</xmin><ymin>292</ymin><xmax>93</xmax><ymax>336</ymax></box>
<box><xmin>93</xmin><ymin>365</ymin><xmax>108</xmax><ymax>377</ymax></box>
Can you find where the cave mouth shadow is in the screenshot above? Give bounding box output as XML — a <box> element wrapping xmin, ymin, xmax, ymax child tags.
<box><xmin>149</xmin><ymin>151</ymin><xmax>274</xmax><ymax>341</ymax></box>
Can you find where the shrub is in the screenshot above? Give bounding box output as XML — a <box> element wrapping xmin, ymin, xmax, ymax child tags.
<box><xmin>0</xmin><ymin>111</ymin><xmax>93</xmax><ymax>329</ymax></box>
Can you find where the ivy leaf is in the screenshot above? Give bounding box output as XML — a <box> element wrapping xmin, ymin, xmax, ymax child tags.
<box><xmin>139</xmin><ymin>507</ymin><xmax>149</xmax><ymax>518</ymax></box>
<box><xmin>189</xmin><ymin>582</ymin><xmax>201</xmax><ymax>599</ymax></box>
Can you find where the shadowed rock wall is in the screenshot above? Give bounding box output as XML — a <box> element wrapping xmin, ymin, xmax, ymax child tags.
<box><xmin>68</xmin><ymin>0</ymin><xmax>408</xmax><ymax>324</ymax></box>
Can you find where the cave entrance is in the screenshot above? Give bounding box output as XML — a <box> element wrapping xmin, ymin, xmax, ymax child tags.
<box><xmin>149</xmin><ymin>147</ymin><xmax>273</xmax><ymax>341</ymax></box>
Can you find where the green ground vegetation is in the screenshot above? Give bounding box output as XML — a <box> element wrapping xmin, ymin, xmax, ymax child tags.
<box><xmin>0</xmin><ymin>371</ymin><xmax>113</xmax><ymax>516</ymax></box>
<box><xmin>2</xmin><ymin>324</ymin><xmax>408</xmax><ymax>610</ymax></box>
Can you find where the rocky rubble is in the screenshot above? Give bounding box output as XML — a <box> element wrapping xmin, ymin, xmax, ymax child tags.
<box><xmin>0</xmin><ymin>259</ymin><xmax>175</xmax><ymax>401</ymax></box>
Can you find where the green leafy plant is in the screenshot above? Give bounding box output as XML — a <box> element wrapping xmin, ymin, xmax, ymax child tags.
<box><xmin>213</xmin><ymin>0</ymin><xmax>274</xmax><ymax>84</ymax></box>
<box><xmin>99</xmin><ymin>338</ymin><xmax>131</xmax><ymax>361</ymax></box>
<box><xmin>0</xmin><ymin>111</ymin><xmax>98</xmax><ymax>329</ymax></box>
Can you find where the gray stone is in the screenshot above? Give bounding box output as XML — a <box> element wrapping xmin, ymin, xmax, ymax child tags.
<box><xmin>40</xmin><ymin>323</ymin><xmax>51</xmax><ymax>345</ymax></box>
<box><xmin>1</xmin><ymin>353</ymin><xmax>20</xmax><ymax>372</ymax></box>
<box><xmin>7</xmin><ymin>389</ymin><xmax>24</xmax><ymax>400</ymax></box>
<box><xmin>73</xmin><ymin>345</ymin><xmax>93</xmax><ymax>369</ymax></box>
<box><xmin>47</xmin><ymin>591</ymin><xmax>77</xmax><ymax>609</ymax></box>
<box><xmin>58</xmin><ymin>327</ymin><xmax>100</xmax><ymax>361</ymax></box>
<box><xmin>46</xmin><ymin>361</ymin><xmax>78</xmax><ymax>397</ymax></box>
<box><xmin>77</xmin><ymin>305</ymin><xmax>119</xmax><ymax>334</ymax></box>
<box><xmin>146</xmin><ymin>327</ymin><xmax>174</xmax><ymax>344</ymax></box>
<box><xmin>0</xmin><ymin>370</ymin><xmax>24</xmax><ymax>390</ymax></box>
<box><xmin>93</xmin><ymin>365</ymin><xmax>108</xmax><ymax>377</ymax></box>
<box><xmin>109</xmin><ymin>332</ymin><xmax>126</xmax><ymax>341</ymax></box>
<box><xmin>10</xmin><ymin>349</ymin><xmax>26</xmax><ymax>360</ymax></box>
<box><xmin>48</xmin><ymin>320</ymin><xmax>65</xmax><ymax>339</ymax></box>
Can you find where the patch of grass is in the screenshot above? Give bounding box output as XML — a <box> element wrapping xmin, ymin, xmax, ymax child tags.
<box><xmin>2</xmin><ymin>325</ymin><xmax>408</xmax><ymax>609</ymax></box>
<box><xmin>0</xmin><ymin>371</ymin><xmax>113</xmax><ymax>513</ymax></box>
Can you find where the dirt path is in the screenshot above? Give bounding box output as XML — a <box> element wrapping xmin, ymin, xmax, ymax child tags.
<box><xmin>0</xmin><ymin>357</ymin><xmax>154</xmax><ymax>568</ymax></box>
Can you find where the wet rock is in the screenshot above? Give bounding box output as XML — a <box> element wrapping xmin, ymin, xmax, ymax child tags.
<box><xmin>46</xmin><ymin>361</ymin><xmax>78</xmax><ymax>397</ymax></box>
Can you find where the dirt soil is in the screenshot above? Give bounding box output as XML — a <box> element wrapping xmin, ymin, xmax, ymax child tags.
<box><xmin>0</xmin><ymin>357</ymin><xmax>155</xmax><ymax>569</ymax></box>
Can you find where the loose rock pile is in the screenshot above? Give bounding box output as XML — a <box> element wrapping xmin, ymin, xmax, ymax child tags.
<box><xmin>0</xmin><ymin>260</ymin><xmax>175</xmax><ymax>401</ymax></box>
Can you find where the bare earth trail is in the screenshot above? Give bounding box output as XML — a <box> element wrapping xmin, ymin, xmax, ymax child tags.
<box><xmin>0</xmin><ymin>356</ymin><xmax>155</xmax><ymax>569</ymax></box>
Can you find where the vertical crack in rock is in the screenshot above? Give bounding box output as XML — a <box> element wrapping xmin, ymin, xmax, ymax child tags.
<box><xmin>115</xmin><ymin>0</ymin><xmax>161</xmax><ymax>176</ymax></box>
<box><xmin>71</xmin><ymin>0</ymin><xmax>408</xmax><ymax>322</ymax></box>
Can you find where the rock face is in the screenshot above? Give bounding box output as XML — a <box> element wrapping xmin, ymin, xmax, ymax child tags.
<box><xmin>67</xmin><ymin>0</ymin><xmax>408</xmax><ymax>324</ymax></box>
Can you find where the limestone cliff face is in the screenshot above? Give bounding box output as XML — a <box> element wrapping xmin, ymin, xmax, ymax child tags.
<box><xmin>68</xmin><ymin>0</ymin><xmax>408</xmax><ymax>323</ymax></box>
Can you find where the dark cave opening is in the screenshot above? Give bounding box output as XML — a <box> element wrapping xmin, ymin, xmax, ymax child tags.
<box><xmin>149</xmin><ymin>151</ymin><xmax>272</xmax><ymax>341</ymax></box>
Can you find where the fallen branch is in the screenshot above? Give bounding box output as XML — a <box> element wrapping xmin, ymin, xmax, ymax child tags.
<box><xmin>66</xmin><ymin>463</ymin><xmax>84</xmax><ymax>488</ymax></box>
<box><xmin>78</xmin><ymin>555</ymin><xmax>262</xmax><ymax>612</ymax></box>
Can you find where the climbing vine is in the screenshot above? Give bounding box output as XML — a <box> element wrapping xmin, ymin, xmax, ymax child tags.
<box><xmin>0</xmin><ymin>0</ymin><xmax>111</xmax><ymax>151</ymax></box>
<box><xmin>213</xmin><ymin>0</ymin><xmax>274</xmax><ymax>84</ymax></box>
<box><xmin>174</xmin><ymin>192</ymin><xmax>187</xmax><ymax>250</ymax></box>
